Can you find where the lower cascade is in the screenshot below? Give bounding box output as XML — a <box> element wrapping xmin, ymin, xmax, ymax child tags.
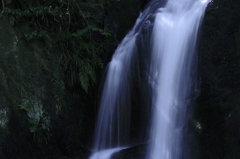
<box><xmin>89</xmin><ymin>0</ymin><xmax>209</xmax><ymax>159</ymax></box>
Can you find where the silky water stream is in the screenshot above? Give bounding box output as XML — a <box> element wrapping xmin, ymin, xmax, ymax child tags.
<box><xmin>89</xmin><ymin>0</ymin><xmax>209</xmax><ymax>159</ymax></box>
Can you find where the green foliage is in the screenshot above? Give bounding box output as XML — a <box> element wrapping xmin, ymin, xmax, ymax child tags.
<box><xmin>28</xmin><ymin>116</ymin><xmax>50</xmax><ymax>145</ymax></box>
<box><xmin>18</xmin><ymin>104</ymin><xmax>29</xmax><ymax>111</ymax></box>
<box><xmin>18</xmin><ymin>101</ymin><xmax>50</xmax><ymax>145</ymax></box>
<box><xmin>2</xmin><ymin>0</ymin><xmax>119</xmax><ymax>93</ymax></box>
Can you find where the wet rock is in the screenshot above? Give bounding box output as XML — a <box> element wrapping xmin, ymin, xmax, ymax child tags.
<box><xmin>111</xmin><ymin>143</ymin><xmax>148</xmax><ymax>159</ymax></box>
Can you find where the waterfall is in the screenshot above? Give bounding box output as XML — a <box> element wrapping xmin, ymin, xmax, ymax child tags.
<box><xmin>89</xmin><ymin>0</ymin><xmax>209</xmax><ymax>159</ymax></box>
<box><xmin>148</xmin><ymin>0</ymin><xmax>209</xmax><ymax>159</ymax></box>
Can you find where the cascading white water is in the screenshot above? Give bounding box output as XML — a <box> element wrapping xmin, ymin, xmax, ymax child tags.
<box><xmin>89</xmin><ymin>9</ymin><xmax>151</xmax><ymax>159</ymax></box>
<box><xmin>90</xmin><ymin>0</ymin><xmax>209</xmax><ymax>159</ymax></box>
<box><xmin>148</xmin><ymin>0</ymin><xmax>209</xmax><ymax>159</ymax></box>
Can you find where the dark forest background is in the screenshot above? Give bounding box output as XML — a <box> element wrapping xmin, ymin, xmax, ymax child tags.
<box><xmin>0</xmin><ymin>0</ymin><xmax>239</xmax><ymax>158</ymax></box>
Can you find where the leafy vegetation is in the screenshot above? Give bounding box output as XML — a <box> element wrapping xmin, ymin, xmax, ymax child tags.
<box><xmin>18</xmin><ymin>101</ymin><xmax>50</xmax><ymax>145</ymax></box>
<box><xmin>1</xmin><ymin>0</ymin><xmax>120</xmax><ymax>93</ymax></box>
<box><xmin>0</xmin><ymin>0</ymin><xmax>150</xmax><ymax>158</ymax></box>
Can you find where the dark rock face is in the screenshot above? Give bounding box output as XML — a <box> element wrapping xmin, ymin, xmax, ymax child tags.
<box><xmin>0</xmin><ymin>0</ymin><xmax>149</xmax><ymax>159</ymax></box>
<box><xmin>0</xmin><ymin>20</ymin><xmax>93</xmax><ymax>156</ymax></box>
<box><xmin>196</xmin><ymin>0</ymin><xmax>240</xmax><ymax>158</ymax></box>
